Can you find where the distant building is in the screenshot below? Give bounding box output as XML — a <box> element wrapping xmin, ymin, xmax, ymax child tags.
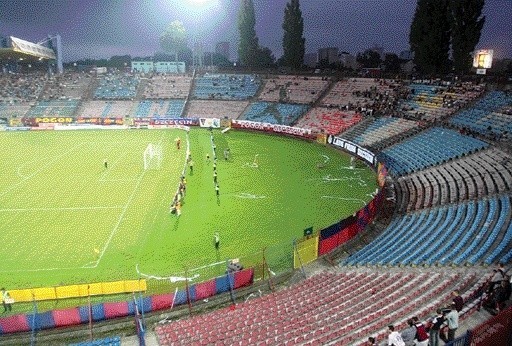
<box><xmin>303</xmin><ymin>52</ymin><xmax>317</xmax><ymax>68</ymax></box>
<box><xmin>318</xmin><ymin>47</ymin><xmax>339</xmax><ymax>65</ymax></box>
<box><xmin>215</xmin><ymin>41</ymin><xmax>230</xmax><ymax>61</ymax></box>
<box><xmin>339</xmin><ymin>52</ymin><xmax>358</xmax><ymax>70</ymax></box>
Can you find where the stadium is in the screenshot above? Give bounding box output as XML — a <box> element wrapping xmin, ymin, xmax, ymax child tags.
<box><xmin>0</xmin><ymin>0</ymin><xmax>511</xmax><ymax>345</ymax></box>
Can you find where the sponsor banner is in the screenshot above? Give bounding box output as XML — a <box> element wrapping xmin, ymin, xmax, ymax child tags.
<box><xmin>199</xmin><ymin>118</ymin><xmax>220</xmax><ymax>128</ymax></box>
<box><xmin>22</xmin><ymin>117</ymin><xmax>74</xmax><ymax>126</ymax></box>
<box><xmin>327</xmin><ymin>134</ymin><xmax>375</xmax><ymax>165</ymax></box>
<box><xmin>231</xmin><ymin>120</ymin><xmax>312</xmax><ymax>138</ymax></box>
<box><xmin>54</xmin><ymin>124</ymin><xmax>127</xmax><ymax>131</ymax></box>
<box><xmin>5</xmin><ymin>126</ymin><xmax>31</xmax><ymax>131</ymax></box>
<box><xmin>76</xmin><ymin>117</ymin><xmax>124</xmax><ymax>125</ymax></box>
<box><xmin>148</xmin><ymin>125</ymin><xmax>190</xmax><ymax>132</ymax></box>
<box><xmin>357</xmin><ymin>147</ymin><xmax>375</xmax><ymax>165</ymax></box>
<box><xmin>134</xmin><ymin>118</ymin><xmax>198</xmax><ymax>126</ymax></box>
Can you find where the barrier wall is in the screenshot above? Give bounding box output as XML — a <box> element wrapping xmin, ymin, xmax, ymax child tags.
<box><xmin>0</xmin><ymin>268</ymin><xmax>253</xmax><ymax>335</ymax></box>
<box><xmin>293</xmin><ymin>236</ymin><xmax>319</xmax><ymax>269</ymax></box>
<box><xmin>9</xmin><ymin>280</ymin><xmax>147</xmax><ymax>303</ymax></box>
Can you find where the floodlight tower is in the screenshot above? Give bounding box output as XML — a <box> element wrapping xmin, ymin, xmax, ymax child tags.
<box><xmin>38</xmin><ymin>34</ymin><xmax>63</xmax><ymax>74</ymax></box>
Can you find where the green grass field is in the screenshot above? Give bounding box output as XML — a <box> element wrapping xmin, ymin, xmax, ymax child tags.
<box><xmin>0</xmin><ymin>128</ymin><xmax>377</xmax><ymax>292</ymax></box>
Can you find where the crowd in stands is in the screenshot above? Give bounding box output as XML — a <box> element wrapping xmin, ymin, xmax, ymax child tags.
<box><xmin>39</xmin><ymin>72</ymin><xmax>92</xmax><ymax>100</ymax></box>
<box><xmin>0</xmin><ymin>72</ymin><xmax>46</xmax><ymax>103</ymax></box>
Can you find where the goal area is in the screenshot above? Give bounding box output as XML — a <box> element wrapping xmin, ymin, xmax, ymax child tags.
<box><xmin>143</xmin><ymin>143</ymin><xmax>163</xmax><ymax>170</ymax></box>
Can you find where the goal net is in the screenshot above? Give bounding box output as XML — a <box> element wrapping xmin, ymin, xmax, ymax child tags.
<box><xmin>143</xmin><ymin>143</ymin><xmax>163</xmax><ymax>170</ymax></box>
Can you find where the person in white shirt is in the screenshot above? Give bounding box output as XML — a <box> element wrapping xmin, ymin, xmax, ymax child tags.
<box><xmin>445</xmin><ymin>303</ymin><xmax>459</xmax><ymax>341</ymax></box>
<box><xmin>388</xmin><ymin>325</ymin><xmax>405</xmax><ymax>346</ymax></box>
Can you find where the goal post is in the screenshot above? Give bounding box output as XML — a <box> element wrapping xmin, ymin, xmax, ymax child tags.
<box><xmin>143</xmin><ymin>143</ymin><xmax>163</xmax><ymax>170</ymax></box>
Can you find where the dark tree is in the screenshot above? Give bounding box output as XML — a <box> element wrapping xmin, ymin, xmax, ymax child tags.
<box><xmin>282</xmin><ymin>0</ymin><xmax>305</xmax><ymax>69</ymax></box>
<box><xmin>238</xmin><ymin>0</ymin><xmax>259</xmax><ymax>67</ymax></box>
<box><xmin>383</xmin><ymin>53</ymin><xmax>401</xmax><ymax>73</ymax></box>
<box><xmin>450</xmin><ymin>0</ymin><xmax>485</xmax><ymax>74</ymax></box>
<box><xmin>409</xmin><ymin>0</ymin><xmax>451</xmax><ymax>75</ymax></box>
<box><xmin>255</xmin><ymin>47</ymin><xmax>276</xmax><ymax>68</ymax></box>
<box><xmin>356</xmin><ymin>49</ymin><xmax>382</xmax><ymax>68</ymax></box>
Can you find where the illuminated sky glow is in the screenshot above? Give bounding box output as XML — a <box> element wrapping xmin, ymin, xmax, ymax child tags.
<box><xmin>0</xmin><ymin>0</ymin><xmax>510</xmax><ymax>62</ymax></box>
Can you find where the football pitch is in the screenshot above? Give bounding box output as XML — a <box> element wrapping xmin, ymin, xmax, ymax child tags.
<box><xmin>0</xmin><ymin>128</ymin><xmax>377</xmax><ymax>291</ymax></box>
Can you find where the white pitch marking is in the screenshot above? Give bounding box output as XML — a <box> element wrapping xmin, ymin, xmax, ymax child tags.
<box><xmin>0</xmin><ymin>206</ymin><xmax>124</xmax><ymax>213</ymax></box>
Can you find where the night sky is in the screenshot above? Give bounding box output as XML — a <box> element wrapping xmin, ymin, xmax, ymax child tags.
<box><xmin>0</xmin><ymin>0</ymin><xmax>510</xmax><ymax>62</ymax></box>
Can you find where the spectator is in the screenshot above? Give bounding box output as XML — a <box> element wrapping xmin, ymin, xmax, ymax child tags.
<box><xmin>412</xmin><ymin>316</ymin><xmax>429</xmax><ymax>346</ymax></box>
<box><xmin>488</xmin><ymin>263</ymin><xmax>505</xmax><ymax>293</ymax></box>
<box><xmin>400</xmin><ymin>319</ymin><xmax>416</xmax><ymax>346</ymax></box>
<box><xmin>452</xmin><ymin>290</ymin><xmax>464</xmax><ymax>312</ymax></box>
<box><xmin>428</xmin><ymin>308</ymin><xmax>445</xmax><ymax>346</ymax></box>
<box><xmin>493</xmin><ymin>279</ymin><xmax>511</xmax><ymax>313</ymax></box>
<box><xmin>367</xmin><ymin>336</ymin><xmax>377</xmax><ymax>345</ymax></box>
<box><xmin>445</xmin><ymin>303</ymin><xmax>459</xmax><ymax>341</ymax></box>
<box><xmin>387</xmin><ymin>325</ymin><xmax>405</xmax><ymax>346</ymax></box>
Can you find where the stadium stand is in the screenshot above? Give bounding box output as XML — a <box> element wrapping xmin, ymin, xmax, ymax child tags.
<box><xmin>142</xmin><ymin>74</ymin><xmax>192</xmax><ymax>99</ymax></box>
<box><xmin>351</xmin><ymin>117</ymin><xmax>420</xmax><ymax>149</ymax></box>
<box><xmin>378</xmin><ymin>127</ymin><xmax>489</xmax><ymax>176</ymax></box>
<box><xmin>39</xmin><ymin>72</ymin><xmax>92</xmax><ymax>100</ymax></box>
<box><xmin>394</xmin><ymin>147</ymin><xmax>512</xmax><ymax>212</ymax></box>
<box><xmin>25</xmin><ymin>99</ymin><xmax>79</xmax><ymax>118</ymax></box>
<box><xmin>400</xmin><ymin>81</ymin><xmax>484</xmax><ymax>122</ymax></box>
<box><xmin>93</xmin><ymin>73</ymin><xmax>139</xmax><ymax>100</ymax></box>
<box><xmin>320</xmin><ymin>78</ymin><xmax>402</xmax><ymax>115</ymax></box>
<box><xmin>345</xmin><ymin>195</ymin><xmax>512</xmax><ymax>267</ymax></box>
<box><xmin>78</xmin><ymin>100</ymin><xmax>134</xmax><ymax>118</ymax></box>
<box><xmin>155</xmin><ymin>269</ymin><xmax>483</xmax><ymax>346</ymax></box>
<box><xmin>193</xmin><ymin>73</ymin><xmax>260</xmax><ymax>100</ymax></box>
<box><xmin>293</xmin><ymin>107</ymin><xmax>362</xmax><ymax>135</ymax></box>
<box><xmin>449</xmin><ymin>91</ymin><xmax>512</xmax><ymax>140</ymax></box>
<box><xmin>258</xmin><ymin>75</ymin><xmax>329</xmax><ymax>104</ymax></box>
<box><xmin>134</xmin><ymin>99</ymin><xmax>185</xmax><ymax>118</ymax></box>
<box><xmin>186</xmin><ymin>100</ymin><xmax>249</xmax><ymax>119</ymax></box>
<box><xmin>0</xmin><ymin>72</ymin><xmax>46</xmax><ymax>102</ymax></box>
<box><xmin>240</xmin><ymin>101</ymin><xmax>309</xmax><ymax>125</ymax></box>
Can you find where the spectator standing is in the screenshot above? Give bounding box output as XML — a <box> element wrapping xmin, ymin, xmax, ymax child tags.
<box><xmin>452</xmin><ymin>290</ymin><xmax>464</xmax><ymax>312</ymax></box>
<box><xmin>400</xmin><ymin>319</ymin><xmax>416</xmax><ymax>346</ymax></box>
<box><xmin>488</xmin><ymin>263</ymin><xmax>505</xmax><ymax>293</ymax></box>
<box><xmin>428</xmin><ymin>308</ymin><xmax>445</xmax><ymax>346</ymax></box>
<box><xmin>412</xmin><ymin>316</ymin><xmax>429</xmax><ymax>346</ymax></box>
<box><xmin>387</xmin><ymin>325</ymin><xmax>405</xmax><ymax>346</ymax></box>
<box><xmin>445</xmin><ymin>303</ymin><xmax>459</xmax><ymax>341</ymax></box>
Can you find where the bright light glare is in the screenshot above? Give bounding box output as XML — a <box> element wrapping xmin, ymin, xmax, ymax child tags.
<box><xmin>186</xmin><ymin>0</ymin><xmax>218</xmax><ymax>6</ymax></box>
